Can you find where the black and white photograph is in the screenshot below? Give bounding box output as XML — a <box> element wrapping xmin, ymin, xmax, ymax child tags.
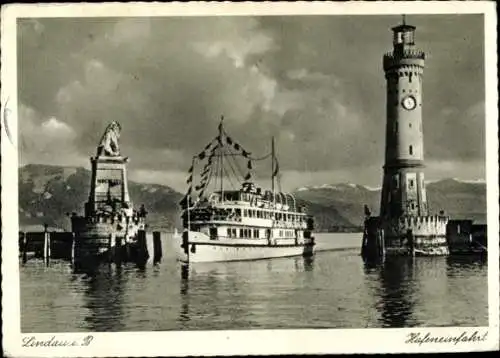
<box><xmin>1</xmin><ymin>2</ymin><xmax>498</xmax><ymax>356</ymax></box>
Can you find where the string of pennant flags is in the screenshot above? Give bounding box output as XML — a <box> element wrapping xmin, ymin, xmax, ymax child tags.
<box><xmin>180</xmin><ymin>121</ymin><xmax>279</xmax><ymax>208</ymax></box>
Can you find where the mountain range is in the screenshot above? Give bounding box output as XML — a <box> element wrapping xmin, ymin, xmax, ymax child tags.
<box><xmin>18</xmin><ymin>164</ymin><xmax>486</xmax><ymax>232</ymax></box>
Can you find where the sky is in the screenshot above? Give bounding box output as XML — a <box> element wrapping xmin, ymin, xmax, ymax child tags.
<box><xmin>17</xmin><ymin>14</ymin><xmax>485</xmax><ymax>192</ymax></box>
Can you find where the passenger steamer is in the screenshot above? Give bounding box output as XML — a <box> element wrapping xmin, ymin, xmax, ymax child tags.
<box><xmin>173</xmin><ymin>119</ymin><xmax>315</xmax><ymax>263</ymax></box>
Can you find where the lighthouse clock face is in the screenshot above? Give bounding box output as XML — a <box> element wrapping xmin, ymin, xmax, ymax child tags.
<box><xmin>402</xmin><ymin>95</ymin><xmax>417</xmax><ymax>110</ymax></box>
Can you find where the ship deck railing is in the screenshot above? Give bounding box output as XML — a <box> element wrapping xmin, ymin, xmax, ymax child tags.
<box><xmin>189</xmin><ymin>218</ymin><xmax>308</xmax><ymax>229</ymax></box>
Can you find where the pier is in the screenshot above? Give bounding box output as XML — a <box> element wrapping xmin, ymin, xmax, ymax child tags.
<box><xmin>19</xmin><ymin>226</ymin><xmax>166</xmax><ymax>267</ymax></box>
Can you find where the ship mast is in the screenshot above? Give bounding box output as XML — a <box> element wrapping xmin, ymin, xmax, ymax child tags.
<box><xmin>219</xmin><ymin>116</ymin><xmax>224</xmax><ymax>202</ymax></box>
<box><xmin>271</xmin><ymin>136</ymin><xmax>275</xmax><ymax>208</ymax></box>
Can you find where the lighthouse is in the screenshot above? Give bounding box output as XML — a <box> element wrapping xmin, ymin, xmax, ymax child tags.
<box><xmin>380</xmin><ymin>17</ymin><xmax>427</xmax><ymax>219</ymax></box>
<box><xmin>362</xmin><ymin>17</ymin><xmax>449</xmax><ymax>258</ymax></box>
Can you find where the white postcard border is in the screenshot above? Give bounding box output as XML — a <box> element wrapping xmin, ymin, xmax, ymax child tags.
<box><xmin>2</xmin><ymin>1</ymin><xmax>498</xmax><ymax>356</ymax></box>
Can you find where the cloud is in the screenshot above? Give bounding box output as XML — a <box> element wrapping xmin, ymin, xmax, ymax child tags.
<box><xmin>17</xmin><ymin>15</ymin><xmax>486</xmax><ymax>189</ymax></box>
<box><xmin>18</xmin><ymin>104</ymin><xmax>85</xmax><ymax>167</ymax></box>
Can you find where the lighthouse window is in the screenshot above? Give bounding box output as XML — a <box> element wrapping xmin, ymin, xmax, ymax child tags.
<box><xmin>409</xmin><ymin>145</ymin><xmax>413</xmax><ymax>155</ymax></box>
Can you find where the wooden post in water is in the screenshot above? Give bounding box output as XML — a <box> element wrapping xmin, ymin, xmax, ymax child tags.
<box><xmin>70</xmin><ymin>233</ymin><xmax>76</xmax><ymax>265</ymax></box>
<box><xmin>124</xmin><ymin>236</ymin><xmax>131</xmax><ymax>262</ymax></box>
<box><xmin>153</xmin><ymin>231</ymin><xmax>162</xmax><ymax>264</ymax></box>
<box><xmin>407</xmin><ymin>229</ymin><xmax>415</xmax><ymax>257</ymax></box>
<box><xmin>43</xmin><ymin>224</ymin><xmax>50</xmax><ymax>265</ymax></box>
<box><xmin>379</xmin><ymin>229</ymin><xmax>385</xmax><ymax>257</ymax></box>
<box><xmin>20</xmin><ymin>232</ymin><xmax>28</xmax><ymax>263</ymax></box>
<box><xmin>115</xmin><ymin>235</ymin><xmax>122</xmax><ymax>264</ymax></box>
<box><xmin>108</xmin><ymin>233</ymin><xmax>115</xmax><ymax>263</ymax></box>
<box><xmin>136</xmin><ymin>229</ymin><xmax>149</xmax><ymax>264</ymax></box>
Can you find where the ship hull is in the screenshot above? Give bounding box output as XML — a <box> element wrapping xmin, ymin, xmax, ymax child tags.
<box><xmin>173</xmin><ymin>231</ymin><xmax>315</xmax><ymax>263</ymax></box>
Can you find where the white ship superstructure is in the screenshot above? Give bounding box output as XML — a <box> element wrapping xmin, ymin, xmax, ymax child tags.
<box><xmin>173</xmin><ymin>118</ymin><xmax>315</xmax><ymax>263</ymax></box>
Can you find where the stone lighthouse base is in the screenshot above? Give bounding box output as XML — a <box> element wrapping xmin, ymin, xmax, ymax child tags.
<box><xmin>362</xmin><ymin>215</ymin><xmax>449</xmax><ymax>258</ymax></box>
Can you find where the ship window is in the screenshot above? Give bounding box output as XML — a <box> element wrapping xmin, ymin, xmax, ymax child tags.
<box><xmin>409</xmin><ymin>145</ymin><xmax>413</xmax><ymax>155</ymax></box>
<box><xmin>227</xmin><ymin>228</ymin><xmax>231</xmax><ymax>238</ymax></box>
<box><xmin>235</xmin><ymin>209</ymin><xmax>241</xmax><ymax>216</ymax></box>
<box><xmin>240</xmin><ymin>229</ymin><xmax>244</xmax><ymax>237</ymax></box>
<box><xmin>243</xmin><ymin>209</ymin><xmax>247</xmax><ymax>217</ymax></box>
<box><xmin>232</xmin><ymin>228</ymin><xmax>237</xmax><ymax>237</ymax></box>
<box><xmin>410</xmin><ymin>179</ymin><xmax>414</xmax><ymax>188</ymax></box>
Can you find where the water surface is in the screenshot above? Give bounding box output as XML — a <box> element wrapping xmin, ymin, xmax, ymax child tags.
<box><xmin>20</xmin><ymin>233</ymin><xmax>488</xmax><ymax>332</ymax></box>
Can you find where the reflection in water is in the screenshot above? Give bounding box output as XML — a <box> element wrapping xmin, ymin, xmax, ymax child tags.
<box><xmin>303</xmin><ymin>256</ymin><xmax>314</xmax><ymax>271</ymax></box>
<box><xmin>362</xmin><ymin>256</ymin><xmax>385</xmax><ymax>273</ymax></box>
<box><xmin>176</xmin><ymin>257</ymin><xmax>315</xmax><ymax>328</ymax></box>
<box><xmin>81</xmin><ymin>264</ymin><xmax>127</xmax><ymax>331</ymax></box>
<box><xmin>20</xmin><ymin>237</ymin><xmax>488</xmax><ymax>332</ymax></box>
<box><xmin>446</xmin><ymin>255</ymin><xmax>487</xmax><ymax>274</ymax></box>
<box><xmin>368</xmin><ymin>257</ymin><xmax>417</xmax><ymax>328</ymax></box>
<box><xmin>365</xmin><ymin>255</ymin><xmax>489</xmax><ymax>328</ymax></box>
<box><xmin>178</xmin><ymin>265</ymin><xmax>190</xmax><ymax>323</ymax></box>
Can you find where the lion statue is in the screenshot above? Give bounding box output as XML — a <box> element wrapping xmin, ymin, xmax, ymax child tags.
<box><xmin>97</xmin><ymin>121</ymin><xmax>122</xmax><ymax>157</ymax></box>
